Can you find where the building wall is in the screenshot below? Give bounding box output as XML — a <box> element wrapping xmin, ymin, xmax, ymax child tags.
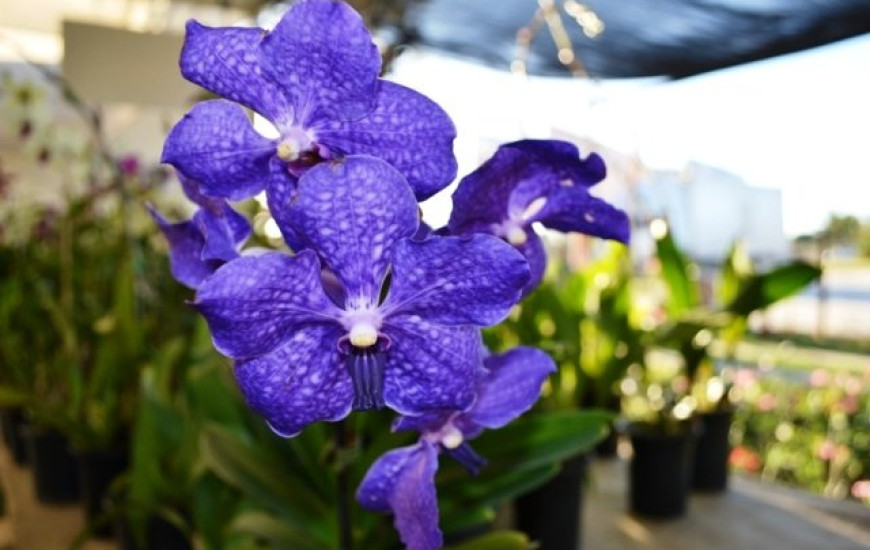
<box><xmin>638</xmin><ymin>161</ymin><xmax>789</xmax><ymax>265</ymax></box>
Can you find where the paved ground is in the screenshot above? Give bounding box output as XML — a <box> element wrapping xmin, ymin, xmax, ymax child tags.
<box><xmin>2</xmin><ymin>442</ymin><xmax>869</xmax><ymax>549</ymax></box>
<box><xmin>585</xmin><ymin>457</ymin><xmax>870</xmax><ymax>550</ymax></box>
<box><xmin>0</xmin><ymin>446</ymin><xmax>113</xmax><ymax>550</ymax></box>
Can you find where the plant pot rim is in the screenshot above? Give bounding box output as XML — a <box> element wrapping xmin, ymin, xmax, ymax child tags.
<box><xmin>620</xmin><ymin>419</ymin><xmax>700</xmax><ymax>440</ymax></box>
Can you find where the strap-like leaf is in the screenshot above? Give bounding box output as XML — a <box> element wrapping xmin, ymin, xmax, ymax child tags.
<box><xmin>727</xmin><ymin>261</ymin><xmax>821</xmax><ymax>317</ymax></box>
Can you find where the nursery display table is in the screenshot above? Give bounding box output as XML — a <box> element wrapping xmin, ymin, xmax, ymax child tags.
<box><xmin>586</xmin><ymin>457</ymin><xmax>870</xmax><ymax>550</ymax></box>
<box><xmin>2</xmin><ymin>442</ymin><xmax>869</xmax><ymax>549</ymax></box>
<box><xmin>0</xmin><ymin>445</ymin><xmax>114</xmax><ymax>550</ymax></box>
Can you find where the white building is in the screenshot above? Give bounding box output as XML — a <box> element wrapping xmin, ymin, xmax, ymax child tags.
<box><xmin>635</xmin><ymin>162</ymin><xmax>790</xmax><ymax>267</ymax></box>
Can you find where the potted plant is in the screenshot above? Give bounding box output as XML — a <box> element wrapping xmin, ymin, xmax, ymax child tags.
<box><xmin>619</xmin><ymin>349</ymin><xmax>698</xmax><ymax>519</ymax></box>
<box><xmin>484</xmin><ymin>243</ymin><xmax>637</xmax><ymax>547</ymax></box>
<box><xmin>652</xmin><ymin>230</ymin><xmax>821</xmax><ymax>493</ymax></box>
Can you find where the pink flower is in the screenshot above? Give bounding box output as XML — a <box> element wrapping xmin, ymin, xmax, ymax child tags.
<box><xmin>758</xmin><ymin>393</ymin><xmax>777</xmax><ymax>412</ymax></box>
<box><xmin>809</xmin><ymin>368</ymin><xmax>830</xmax><ymax>388</ymax></box>
<box><xmin>837</xmin><ymin>395</ymin><xmax>859</xmax><ymax>415</ymax></box>
<box><xmin>818</xmin><ymin>440</ymin><xmax>837</xmax><ymax>461</ymax></box>
<box><xmin>844</xmin><ymin>376</ymin><xmax>864</xmax><ymax>397</ymax></box>
<box><xmin>734</xmin><ymin>368</ymin><xmax>759</xmax><ymax>389</ymax></box>
<box><xmin>118</xmin><ymin>155</ymin><xmax>141</xmax><ymax>177</ymax></box>
<box><xmin>730</xmin><ymin>446</ymin><xmax>762</xmax><ymax>472</ymax></box>
<box><xmin>851</xmin><ymin>480</ymin><xmax>870</xmax><ymax>501</ymax></box>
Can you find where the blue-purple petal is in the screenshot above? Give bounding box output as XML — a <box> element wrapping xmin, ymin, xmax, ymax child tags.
<box><xmin>381</xmin><ymin>317</ymin><xmax>479</xmax><ymax>415</ymax></box>
<box><xmin>532</xmin><ymin>189</ymin><xmax>631</xmax><ymax>244</ymax></box>
<box><xmin>194</xmin><ymin>250</ymin><xmax>341</xmax><ymax>359</ymax></box>
<box><xmin>357</xmin><ymin>442</ymin><xmax>442</xmax><ymax>550</ymax></box>
<box><xmin>504</xmin><ymin>143</ymin><xmax>605</xmax><ymax>216</ymax></box>
<box><xmin>194</xmin><ymin>205</ymin><xmax>249</xmax><ymax>262</ymax></box>
<box><xmin>149</xmin><ymin>206</ymin><xmax>219</xmax><ymax>289</ymax></box>
<box><xmin>234</xmin><ymin>324</ymin><xmax>351</xmax><ymax>437</ymax></box>
<box><xmin>312</xmin><ymin>80</ymin><xmax>457</xmax><ymax>200</ymax></box>
<box><xmin>260</xmin><ymin>0</ymin><xmax>380</xmax><ymax>126</ymax></box>
<box><xmin>392</xmin><ymin>412</ymin><xmax>453</xmax><ymax>435</ymax></box>
<box><xmin>447</xmin><ymin>146</ymin><xmax>525</xmax><ymax>235</ymax></box>
<box><xmin>179</xmin><ymin>21</ymin><xmax>292</xmax><ymax>122</ymax></box>
<box><xmin>464</xmin><ymin>347</ymin><xmax>555</xmax><ymax>431</ymax></box>
<box><xmin>178</xmin><ymin>171</ymin><xmax>221</xmax><ymax>210</ymax></box>
<box><xmin>358</xmin><ymin>444</ymin><xmax>420</xmax><ymax>513</ymax></box>
<box><xmin>286</xmin><ymin>156</ymin><xmax>418</xmax><ymax>305</ymax></box>
<box><xmin>162</xmin><ymin>100</ymin><xmax>275</xmax><ymax>201</ymax></box>
<box><xmin>264</xmin><ymin>158</ymin><xmax>304</xmax><ymax>251</ymax></box>
<box><xmin>448</xmin><ymin>139</ymin><xmax>610</xmax><ymax>237</ymax></box>
<box><xmin>517</xmin><ymin>231</ymin><xmax>547</xmax><ymax>295</ymax></box>
<box><xmin>382</xmin><ymin>235</ymin><xmax>529</xmax><ymax>326</ymax></box>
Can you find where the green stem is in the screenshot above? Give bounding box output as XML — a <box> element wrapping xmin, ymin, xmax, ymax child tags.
<box><xmin>336</xmin><ymin>421</ymin><xmax>354</xmax><ymax>550</ymax></box>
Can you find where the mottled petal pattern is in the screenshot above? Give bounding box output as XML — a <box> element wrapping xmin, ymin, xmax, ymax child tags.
<box><xmin>447</xmin><ymin>146</ymin><xmax>526</xmax><ymax>234</ymax></box>
<box><xmin>194</xmin><ymin>205</ymin><xmax>250</xmax><ymax>262</ymax></box>
<box><xmin>505</xmin><ymin>140</ymin><xmax>605</xmax><ymax>214</ymax></box>
<box><xmin>449</xmin><ymin>139</ymin><xmax>611</xmax><ymax>237</ymax></box>
<box><xmin>149</xmin><ymin>206</ymin><xmax>219</xmax><ymax>289</ymax></box>
<box><xmin>235</xmin><ymin>323</ymin><xmax>352</xmax><ymax>437</ymax></box>
<box><xmin>533</xmin><ymin>189</ymin><xmax>631</xmax><ymax>244</ymax></box>
<box><xmin>465</xmin><ymin>347</ymin><xmax>555</xmax><ymax>430</ymax></box>
<box><xmin>179</xmin><ymin>22</ymin><xmax>291</xmax><ymax>121</ymax></box>
<box><xmin>195</xmin><ymin>251</ymin><xmax>341</xmax><ymax>359</ymax></box>
<box><xmin>162</xmin><ymin>100</ymin><xmax>275</xmax><ymax>201</ymax></box>
<box><xmin>260</xmin><ymin>0</ymin><xmax>380</xmax><ymax>126</ymax></box>
<box><xmin>516</xmin><ymin>231</ymin><xmax>547</xmax><ymax>295</ymax></box>
<box><xmin>357</xmin><ymin>443</ymin><xmax>421</xmax><ymax>513</ymax></box>
<box><xmin>313</xmin><ymin>81</ymin><xmax>457</xmax><ymax>200</ymax></box>
<box><xmin>263</xmin><ymin>159</ymin><xmax>304</xmax><ymax>251</ymax></box>
<box><xmin>381</xmin><ymin>317</ymin><xmax>479</xmax><ymax>415</ymax></box>
<box><xmin>287</xmin><ymin>156</ymin><xmax>418</xmax><ymax>304</ymax></box>
<box><xmin>382</xmin><ymin>235</ymin><xmax>529</xmax><ymax>326</ymax></box>
<box><xmin>391</xmin><ymin>441</ymin><xmax>442</xmax><ymax>550</ymax></box>
<box><xmin>357</xmin><ymin>442</ymin><xmax>442</xmax><ymax>550</ymax></box>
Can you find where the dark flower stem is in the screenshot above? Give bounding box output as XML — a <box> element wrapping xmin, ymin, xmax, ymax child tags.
<box><xmin>336</xmin><ymin>421</ymin><xmax>354</xmax><ymax>550</ymax></box>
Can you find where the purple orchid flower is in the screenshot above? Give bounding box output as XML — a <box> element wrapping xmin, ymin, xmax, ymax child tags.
<box><xmin>148</xmin><ymin>172</ymin><xmax>250</xmax><ymax>289</ymax></box>
<box><xmin>161</xmin><ymin>0</ymin><xmax>457</xmax><ymax>203</ymax></box>
<box><xmin>193</xmin><ymin>155</ymin><xmax>530</xmax><ymax>437</ymax></box>
<box><xmin>447</xmin><ymin>139</ymin><xmax>631</xmax><ymax>293</ymax></box>
<box><xmin>357</xmin><ymin>347</ymin><xmax>555</xmax><ymax>550</ymax></box>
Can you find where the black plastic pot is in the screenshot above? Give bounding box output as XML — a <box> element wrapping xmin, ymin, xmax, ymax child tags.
<box><xmin>25</xmin><ymin>427</ymin><xmax>81</xmax><ymax>503</ymax></box>
<box><xmin>595</xmin><ymin>427</ymin><xmax>619</xmax><ymax>458</ymax></box>
<box><xmin>78</xmin><ymin>447</ymin><xmax>130</xmax><ymax>537</ymax></box>
<box><xmin>116</xmin><ymin>515</ymin><xmax>192</xmax><ymax>550</ymax></box>
<box><xmin>629</xmin><ymin>429</ymin><xmax>694</xmax><ymax>519</ymax></box>
<box><xmin>515</xmin><ymin>454</ymin><xmax>589</xmax><ymax>550</ymax></box>
<box><xmin>1</xmin><ymin>407</ymin><xmax>30</xmax><ymax>465</ymax></box>
<box><xmin>692</xmin><ymin>409</ymin><xmax>734</xmax><ymax>492</ymax></box>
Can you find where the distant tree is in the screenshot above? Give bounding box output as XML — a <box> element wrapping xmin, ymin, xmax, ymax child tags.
<box><xmin>859</xmin><ymin>223</ymin><xmax>870</xmax><ymax>258</ymax></box>
<box><xmin>819</xmin><ymin>214</ymin><xmax>860</xmax><ymax>247</ymax></box>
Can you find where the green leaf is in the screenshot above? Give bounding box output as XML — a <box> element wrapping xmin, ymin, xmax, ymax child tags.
<box><xmin>718</xmin><ymin>241</ymin><xmax>754</xmax><ymax>306</ymax></box>
<box><xmin>472</xmin><ymin>410</ymin><xmax>610</xmax><ymax>471</ymax></box>
<box><xmin>441</xmin><ymin>505</ymin><xmax>495</xmax><ymax>534</ymax></box>
<box><xmin>726</xmin><ymin>261</ymin><xmax>821</xmax><ymax>317</ymax></box>
<box><xmin>191</xmin><ymin>474</ymin><xmax>242</xmax><ymax>550</ymax></box>
<box><xmin>655</xmin><ymin>229</ymin><xmax>698</xmax><ymax>316</ymax></box>
<box><xmin>444</xmin><ymin>531</ymin><xmax>535</xmax><ymax>550</ymax></box>
<box><xmin>441</xmin><ymin>463</ymin><xmax>558</xmax><ymax>511</ymax></box>
<box><xmin>0</xmin><ymin>386</ymin><xmax>31</xmax><ymax>408</ymax></box>
<box><xmin>229</xmin><ymin>512</ymin><xmax>331</xmax><ymax>550</ymax></box>
<box><xmin>199</xmin><ymin>424</ymin><xmax>334</xmax><ymax>546</ymax></box>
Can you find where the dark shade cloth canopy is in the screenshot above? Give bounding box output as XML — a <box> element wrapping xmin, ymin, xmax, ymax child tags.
<box><xmin>406</xmin><ymin>0</ymin><xmax>870</xmax><ymax>78</ymax></box>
